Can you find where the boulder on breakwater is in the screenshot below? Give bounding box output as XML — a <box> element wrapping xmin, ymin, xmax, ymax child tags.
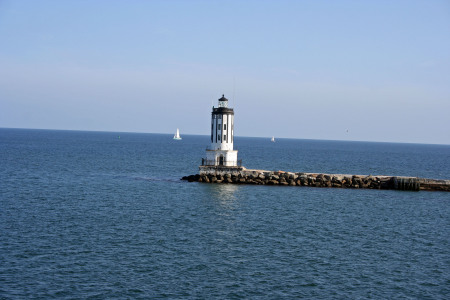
<box><xmin>181</xmin><ymin>168</ymin><xmax>450</xmax><ymax>192</ymax></box>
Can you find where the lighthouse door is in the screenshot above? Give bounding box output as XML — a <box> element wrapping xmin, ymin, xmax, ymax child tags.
<box><xmin>219</xmin><ymin>155</ymin><xmax>224</xmax><ymax>166</ymax></box>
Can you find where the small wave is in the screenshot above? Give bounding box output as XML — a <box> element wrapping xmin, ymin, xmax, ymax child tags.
<box><xmin>133</xmin><ymin>176</ymin><xmax>184</xmax><ymax>183</ymax></box>
<box><xmin>90</xmin><ymin>172</ymin><xmax>184</xmax><ymax>183</ymax></box>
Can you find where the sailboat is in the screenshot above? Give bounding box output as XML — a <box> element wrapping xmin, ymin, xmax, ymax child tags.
<box><xmin>271</xmin><ymin>136</ymin><xmax>275</xmax><ymax>142</ymax></box>
<box><xmin>173</xmin><ymin>128</ymin><xmax>182</xmax><ymax>140</ymax></box>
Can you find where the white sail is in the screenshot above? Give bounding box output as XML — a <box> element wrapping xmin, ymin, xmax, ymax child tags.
<box><xmin>271</xmin><ymin>136</ymin><xmax>275</xmax><ymax>142</ymax></box>
<box><xmin>173</xmin><ymin>128</ymin><xmax>182</xmax><ymax>140</ymax></box>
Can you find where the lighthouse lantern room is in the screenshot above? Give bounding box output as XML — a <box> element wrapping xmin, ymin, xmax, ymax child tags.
<box><xmin>204</xmin><ymin>94</ymin><xmax>238</xmax><ymax>167</ymax></box>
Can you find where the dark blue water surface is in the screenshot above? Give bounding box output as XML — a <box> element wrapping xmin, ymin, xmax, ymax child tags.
<box><xmin>1</xmin><ymin>128</ymin><xmax>449</xmax><ymax>299</ymax></box>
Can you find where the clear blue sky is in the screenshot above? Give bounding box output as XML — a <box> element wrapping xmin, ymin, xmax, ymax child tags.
<box><xmin>1</xmin><ymin>0</ymin><xmax>449</xmax><ymax>144</ymax></box>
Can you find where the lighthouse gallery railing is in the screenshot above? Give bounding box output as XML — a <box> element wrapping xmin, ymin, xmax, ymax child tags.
<box><xmin>201</xmin><ymin>158</ymin><xmax>242</xmax><ymax>167</ymax></box>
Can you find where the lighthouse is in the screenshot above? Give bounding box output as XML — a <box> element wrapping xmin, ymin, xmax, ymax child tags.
<box><xmin>203</xmin><ymin>94</ymin><xmax>239</xmax><ymax>167</ymax></box>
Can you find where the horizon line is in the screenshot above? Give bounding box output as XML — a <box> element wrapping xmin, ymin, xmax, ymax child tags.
<box><xmin>1</xmin><ymin>126</ymin><xmax>449</xmax><ymax>146</ymax></box>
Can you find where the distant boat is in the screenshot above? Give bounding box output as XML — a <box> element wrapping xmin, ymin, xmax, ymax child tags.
<box><xmin>271</xmin><ymin>136</ymin><xmax>275</xmax><ymax>142</ymax></box>
<box><xmin>173</xmin><ymin>128</ymin><xmax>182</xmax><ymax>140</ymax></box>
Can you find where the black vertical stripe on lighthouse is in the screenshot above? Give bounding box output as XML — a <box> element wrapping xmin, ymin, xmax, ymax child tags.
<box><xmin>224</xmin><ymin>114</ymin><xmax>226</xmax><ymax>143</ymax></box>
<box><xmin>230</xmin><ymin>115</ymin><xmax>232</xmax><ymax>143</ymax></box>
<box><xmin>231</xmin><ymin>114</ymin><xmax>233</xmax><ymax>143</ymax></box>
<box><xmin>227</xmin><ymin>114</ymin><xmax>230</xmax><ymax>143</ymax></box>
<box><xmin>215</xmin><ymin>114</ymin><xmax>218</xmax><ymax>143</ymax></box>
<box><xmin>225</xmin><ymin>114</ymin><xmax>227</xmax><ymax>143</ymax></box>
<box><xmin>232</xmin><ymin>118</ymin><xmax>234</xmax><ymax>143</ymax></box>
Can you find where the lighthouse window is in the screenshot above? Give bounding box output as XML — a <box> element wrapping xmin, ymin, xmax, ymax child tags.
<box><xmin>224</xmin><ymin>124</ymin><xmax>227</xmax><ymax>130</ymax></box>
<box><xmin>218</xmin><ymin>135</ymin><xmax>221</xmax><ymax>141</ymax></box>
<box><xmin>224</xmin><ymin>134</ymin><xmax>227</xmax><ymax>141</ymax></box>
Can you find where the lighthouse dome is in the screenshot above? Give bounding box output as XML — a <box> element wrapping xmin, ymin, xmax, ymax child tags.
<box><xmin>218</xmin><ymin>94</ymin><xmax>228</xmax><ymax>108</ymax></box>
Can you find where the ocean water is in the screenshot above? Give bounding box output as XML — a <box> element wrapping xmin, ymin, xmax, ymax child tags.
<box><xmin>0</xmin><ymin>128</ymin><xmax>449</xmax><ymax>299</ymax></box>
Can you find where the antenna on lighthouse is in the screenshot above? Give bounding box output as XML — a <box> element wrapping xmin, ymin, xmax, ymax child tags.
<box><xmin>233</xmin><ymin>76</ymin><xmax>236</xmax><ymax>108</ymax></box>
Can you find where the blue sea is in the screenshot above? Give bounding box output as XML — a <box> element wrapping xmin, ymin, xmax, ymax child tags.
<box><xmin>1</xmin><ymin>128</ymin><xmax>449</xmax><ymax>299</ymax></box>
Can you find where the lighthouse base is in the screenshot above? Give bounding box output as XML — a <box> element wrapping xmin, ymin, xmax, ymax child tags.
<box><xmin>204</xmin><ymin>150</ymin><xmax>239</xmax><ymax>167</ymax></box>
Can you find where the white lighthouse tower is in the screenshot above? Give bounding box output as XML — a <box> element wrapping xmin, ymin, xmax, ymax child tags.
<box><xmin>203</xmin><ymin>94</ymin><xmax>239</xmax><ymax>167</ymax></box>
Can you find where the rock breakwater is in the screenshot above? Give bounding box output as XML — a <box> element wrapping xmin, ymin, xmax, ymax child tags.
<box><xmin>182</xmin><ymin>168</ymin><xmax>450</xmax><ymax>192</ymax></box>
